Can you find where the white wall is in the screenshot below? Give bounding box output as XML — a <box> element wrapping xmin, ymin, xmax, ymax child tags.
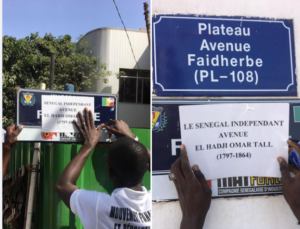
<box><xmin>153</xmin><ymin>196</ymin><xmax>299</xmax><ymax>229</ymax></box>
<box><xmin>152</xmin><ymin>0</ymin><xmax>300</xmax><ymax>228</ymax></box>
<box><xmin>83</xmin><ymin>28</ymin><xmax>150</xmax><ymax>94</ymax></box>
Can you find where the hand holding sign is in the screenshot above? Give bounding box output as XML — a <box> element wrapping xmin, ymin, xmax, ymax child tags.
<box><xmin>170</xmin><ymin>145</ymin><xmax>211</xmax><ymax>229</ymax></box>
<box><xmin>279</xmin><ymin>140</ymin><xmax>300</xmax><ymax>223</ymax></box>
<box><xmin>73</xmin><ymin>108</ymin><xmax>105</xmax><ymax>149</ymax></box>
<box><xmin>106</xmin><ymin>120</ymin><xmax>135</xmax><ymax>140</ymax></box>
<box><xmin>4</xmin><ymin>125</ymin><xmax>23</xmax><ymax>148</ymax></box>
<box><xmin>3</xmin><ymin>125</ymin><xmax>24</xmax><ymax>178</ymax></box>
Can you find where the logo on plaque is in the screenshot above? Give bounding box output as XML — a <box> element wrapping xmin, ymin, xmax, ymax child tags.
<box><xmin>152</xmin><ymin>106</ymin><xmax>167</xmax><ymax>132</ymax></box>
<box><xmin>41</xmin><ymin>132</ymin><xmax>57</xmax><ymax>140</ymax></box>
<box><xmin>21</xmin><ymin>92</ymin><xmax>36</xmax><ymax>106</ymax></box>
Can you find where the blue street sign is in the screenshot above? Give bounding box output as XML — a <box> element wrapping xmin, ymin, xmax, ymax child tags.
<box><xmin>16</xmin><ymin>89</ymin><xmax>117</xmax><ymax>143</ymax></box>
<box><xmin>152</xmin><ymin>100</ymin><xmax>300</xmax><ymax>173</ymax></box>
<box><xmin>152</xmin><ymin>15</ymin><xmax>297</xmax><ymax>96</ymax></box>
<box><xmin>17</xmin><ymin>89</ymin><xmax>117</xmax><ymax>127</ymax></box>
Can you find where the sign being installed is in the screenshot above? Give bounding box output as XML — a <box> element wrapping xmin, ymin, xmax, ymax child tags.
<box><xmin>17</xmin><ymin>89</ymin><xmax>117</xmax><ymax>142</ymax></box>
<box><xmin>152</xmin><ymin>99</ymin><xmax>300</xmax><ymax>200</ymax></box>
<box><xmin>152</xmin><ymin>15</ymin><xmax>297</xmax><ymax>96</ymax></box>
<box><xmin>41</xmin><ymin>96</ymin><xmax>95</xmax><ymax>133</ymax></box>
<box><xmin>179</xmin><ymin>103</ymin><xmax>289</xmax><ymax>180</ymax></box>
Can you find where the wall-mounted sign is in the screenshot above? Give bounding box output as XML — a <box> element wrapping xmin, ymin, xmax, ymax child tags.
<box><xmin>152</xmin><ymin>15</ymin><xmax>297</xmax><ymax>96</ymax></box>
<box><xmin>152</xmin><ymin>99</ymin><xmax>300</xmax><ymax>200</ymax></box>
<box><xmin>17</xmin><ymin>89</ymin><xmax>117</xmax><ymax>143</ymax></box>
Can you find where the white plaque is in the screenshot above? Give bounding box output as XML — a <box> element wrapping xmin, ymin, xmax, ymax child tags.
<box><xmin>179</xmin><ymin>103</ymin><xmax>289</xmax><ymax>180</ymax></box>
<box><xmin>42</xmin><ymin>95</ymin><xmax>94</xmax><ymax>133</ymax></box>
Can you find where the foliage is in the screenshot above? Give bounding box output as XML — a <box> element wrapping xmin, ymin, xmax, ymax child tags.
<box><xmin>116</xmin><ymin>71</ymin><xmax>126</xmax><ymax>79</ymax></box>
<box><xmin>3</xmin><ymin>33</ymin><xmax>110</xmax><ymax>127</ymax></box>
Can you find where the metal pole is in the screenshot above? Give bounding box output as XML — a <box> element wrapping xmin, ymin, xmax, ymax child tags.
<box><xmin>143</xmin><ymin>2</ymin><xmax>150</xmax><ymax>45</ymax></box>
<box><xmin>25</xmin><ymin>83</ymin><xmax>45</xmax><ymax>229</ymax></box>
<box><xmin>50</xmin><ymin>54</ymin><xmax>55</xmax><ymax>90</ymax></box>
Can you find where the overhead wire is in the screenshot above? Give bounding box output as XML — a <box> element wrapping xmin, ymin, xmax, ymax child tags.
<box><xmin>111</xmin><ymin>0</ymin><xmax>144</xmax><ymax>76</ymax></box>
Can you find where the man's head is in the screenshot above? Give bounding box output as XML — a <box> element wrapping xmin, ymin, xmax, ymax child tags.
<box><xmin>107</xmin><ymin>137</ymin><xmax>149</xmax><ymax>187</ymax></box>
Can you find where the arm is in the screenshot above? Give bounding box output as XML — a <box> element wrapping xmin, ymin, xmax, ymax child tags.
<box><xmin>3</xmin><ymin>125</ymin><xmax>23</xmax><ymax>178</ymax></box>
<box><xmin>171</xmin><ymin>145</ymin><xmax>211</xmax><ymax>229</ymax></box>
<box><xmin>56</xmin><ymin>109</ymin><xmax>105</xmax><ymax>209</ymax></box>
<box><xmin>106</xmin><ymin>119</ymin><xmax>151</xmax><ymax>170</ymax></box>
<box><xmin>278</xmin><ymin>140</ymin><xmax>300</xmax><ymax>223</ymax></box>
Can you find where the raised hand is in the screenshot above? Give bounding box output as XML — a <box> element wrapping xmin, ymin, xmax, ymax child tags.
<box><xmin>73</xmin><ymin>108</ymin><xmax>105</xmax><ymax>149</ymax></box>
<box><xmin>278</xmin><ymin>140</ymin><xmax>300</xmax><ymax>223</ymax></box>
<box><xmin>171</xmin><ymin>144</ymin><xmax>212</xmax><ymax>229</ymax></box>
<box><xmin>106</xmin><ymin>119</ymin><xmax>135</xmax><ymax>139</ymax></box>
<box><xmin>3</xmin><ymin>125</ymin><xmax>23</xmax><ymax>177</ymax></box>
<box><xmin>4</xmin><ymin>125</ymin><xmax>23</xmax><ymax>148</ymax></box>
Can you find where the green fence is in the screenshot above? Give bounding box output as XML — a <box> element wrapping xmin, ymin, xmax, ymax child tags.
<box><xmin>7</xmin><ymin>128</ymin><xmax>150</xmax><ymax>229</ymax></box>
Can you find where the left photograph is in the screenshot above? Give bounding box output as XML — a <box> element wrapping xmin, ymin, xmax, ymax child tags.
<box><xmin>2</xmin><ymin>1</ymin><xmax>151</xmax><ymax>228</ymax></box>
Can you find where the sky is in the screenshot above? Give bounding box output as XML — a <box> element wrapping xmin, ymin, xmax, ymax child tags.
<box><xmin>3</xmin><ymin>0</ymin><xmax>150</xmax><ymax>41</ymax></box>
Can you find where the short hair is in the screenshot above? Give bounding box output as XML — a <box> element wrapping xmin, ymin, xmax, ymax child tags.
<box><xmin>107</xmin><ymin>137</ymin><xmax>149</xmax><ymax>187</ymax></box>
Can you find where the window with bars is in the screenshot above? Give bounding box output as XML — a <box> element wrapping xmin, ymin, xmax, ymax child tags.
<box><xmin>118</xmin><ymin>69</ymin><xmax>150</xmax><ymax>104</ymax></box>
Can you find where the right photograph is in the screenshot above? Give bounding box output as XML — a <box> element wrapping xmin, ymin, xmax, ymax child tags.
<box><xmin>151</xmin><ymin>0</ymin><xmax>300</xmax><ymax>228</ymax></box>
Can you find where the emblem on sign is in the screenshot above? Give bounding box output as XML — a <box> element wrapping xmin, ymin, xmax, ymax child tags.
<box><xmin>21</xmin><ymin>93</ymin><xmax>36</xmax><ymax>106</ymax></box>
<box><xmin>152</xmin><ymin>106</ymin><xmax>167</xmax><ymax>132</ymax></box>
<box><xmin>41</xmin><ymin>132</ymin><xmax>57</xmax><ymax>140</ymax></box>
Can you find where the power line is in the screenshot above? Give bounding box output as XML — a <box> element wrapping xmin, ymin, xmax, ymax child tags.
<box><xmin>111</xmin><ymin>0</ymin><xmax>144</xmax><ymax>75</ymax></box>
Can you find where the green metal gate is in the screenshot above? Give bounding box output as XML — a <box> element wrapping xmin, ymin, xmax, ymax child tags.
<box><xmin>7</xmin><ymin>128</ymin><xmax>150</xmax><ymax>229</ymax></box>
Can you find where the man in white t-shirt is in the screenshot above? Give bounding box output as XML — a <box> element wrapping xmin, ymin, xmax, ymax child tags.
<box><xmin>56</xmin><ymin>109</ymin><xmax>151</xmax><ymax>229</ymax></box>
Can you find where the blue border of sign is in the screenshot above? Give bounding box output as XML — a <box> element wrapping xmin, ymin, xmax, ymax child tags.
<box><xmin>152</xmin><ymin>15</ymin><xmax>297</xmax><ymax>96</ymax></box>
<box><xmin>17</xmin><ymin>89</ymin><xmax>117</xmax><ymax>127</ymax></box>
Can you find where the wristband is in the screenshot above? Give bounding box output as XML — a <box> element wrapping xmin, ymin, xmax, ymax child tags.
<box><xmin>134</xmin><ymin>135</ymin><xmax>139</xmax><ymax>141</ymax></box>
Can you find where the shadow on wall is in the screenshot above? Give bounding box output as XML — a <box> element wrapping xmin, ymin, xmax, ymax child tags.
<box><xmin>100</xmin><ymin>85</ymin><xmax>112</xmax><ymax>94</ymax></box>
<box><xmin>134</xmin><ymin>45</ymin><xmax>150</xmax><ymax>70</ymax></box>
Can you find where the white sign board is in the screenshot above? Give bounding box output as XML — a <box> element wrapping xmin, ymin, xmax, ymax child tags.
<box><xmin>179</xmin><ymin>103</ymin><xmax>289</xmax><ymax>180</ymax></box>
<box><xmin>42</xmin><ymin>95</ymin><xmax>94</xmax><ymax>133</ymax></box>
